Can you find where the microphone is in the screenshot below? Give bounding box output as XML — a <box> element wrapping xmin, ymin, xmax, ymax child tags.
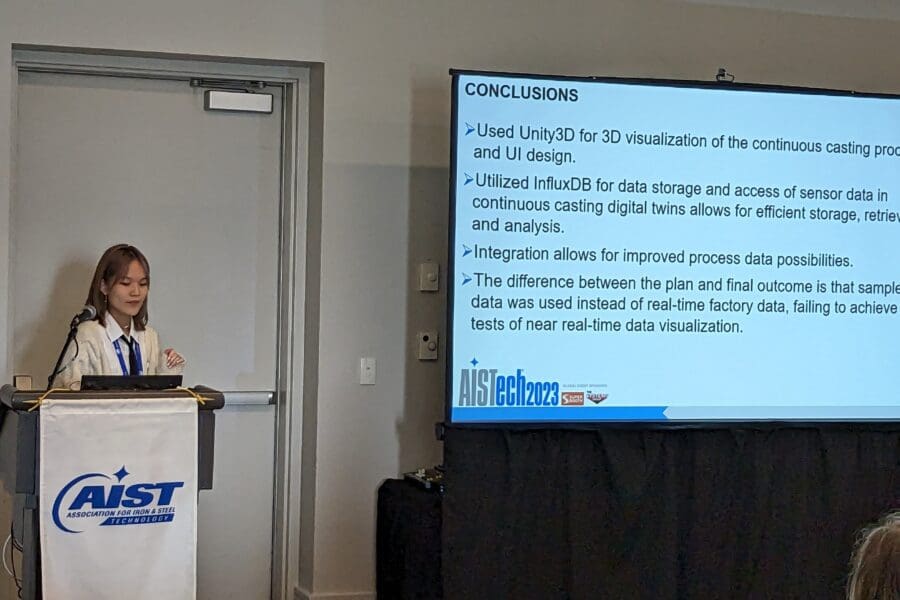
<box><xmin>69</xmin><ymin>305</ymin><xmax>97</xmax><ymax>328</ymax></box>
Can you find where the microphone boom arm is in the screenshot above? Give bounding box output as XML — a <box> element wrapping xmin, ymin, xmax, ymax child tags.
<box><xmin>47</xmin><ymin>324</ymin><xmax>79</xmax><ymax>389</ymax></box>
<box><xmin>46</xmin><ymin>306</ymin><xmax>95</xmax><ymax>389</ymax></box>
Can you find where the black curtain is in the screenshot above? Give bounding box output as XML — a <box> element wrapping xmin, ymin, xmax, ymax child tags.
<box><xmin>442</xmin><ymin>426</ymin><xmax>900</xmax><ymax>600</ymax></box>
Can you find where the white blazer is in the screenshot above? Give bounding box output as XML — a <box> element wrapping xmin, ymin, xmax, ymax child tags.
<box><xmin>53</xmin><ymin>319</ymin><xmax>184</xmax><ymax>389</ymax></box>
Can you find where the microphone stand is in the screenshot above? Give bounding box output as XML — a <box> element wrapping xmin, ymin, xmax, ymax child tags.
<box><xmin>47</xmin><ymin>320</ymin><xmax>80</xmax><ymax>389</ymax></box>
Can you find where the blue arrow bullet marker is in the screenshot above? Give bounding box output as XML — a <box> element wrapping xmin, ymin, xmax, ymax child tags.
<box><xmin>462</xmin><ymin>245</ymin><xmax>472</xmax><ymax>257</ymax></box>
<box><xmin>464</xmin><ymin>173</ymin><xmax>473</xmax><ymax>185</ymax></box>
<box><xmin>465</xmin><ymin>122</ymin><xmax>475</xmax><ymax>135</ymax></box>
<box><xmin>462</xmin><ymin>274</ymin><xmax>472</xmax><ymax>285</ymax></box>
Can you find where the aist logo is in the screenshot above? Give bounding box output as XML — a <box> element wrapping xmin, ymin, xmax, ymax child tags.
<box><xmin>52</xmin><ymin>466</ymin><xmax>184</xmax><ymax>534</ymax></box>
<box><xmin>457</xmin><ymin>367</ymin><xmax>499</xmax><ymax>406</ymax></box>
<box><xmin>457</xmin><ymin>366</ymin><xmax>560</xmax><ymax>407</ymax></box>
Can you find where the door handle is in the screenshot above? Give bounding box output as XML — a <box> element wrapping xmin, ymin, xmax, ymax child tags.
<box><xmin>220</xmin><ymin>391</ymin><xmax>275</xmax><ymax>406</ymax></box>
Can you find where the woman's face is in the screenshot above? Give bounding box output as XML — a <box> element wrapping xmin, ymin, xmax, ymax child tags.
<box><xmin>100</xmin><ymin>259</ymin><xmax>148</xmax><ymax>325</ymax></box>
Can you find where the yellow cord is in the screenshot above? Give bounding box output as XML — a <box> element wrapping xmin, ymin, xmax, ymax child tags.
<box><xmin>26</xmin><ymin>388</ymin><xmax>69</xmax><ymax>412</ymax></box>
<box><xmin>175</xmin><ymin>387</ymin><xmax>208</xmax><ymax>406</ymax></box>
<box><xmin>26</xmin><ymin>387</ymin><xmax>208</xmax><ymax>411</ymax></box>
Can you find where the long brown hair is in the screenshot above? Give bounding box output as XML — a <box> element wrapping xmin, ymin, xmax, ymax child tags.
<box><xmin>848</xmin><ymin>512</ymin><xmax>900</xmax><ymax>600</ymax></box>
<box><xmin>85</xmin><ymin>244</ymin><xmax>151</xmax><ymax>331</ymax></box>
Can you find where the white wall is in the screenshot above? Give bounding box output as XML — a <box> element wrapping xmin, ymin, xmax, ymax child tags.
<box><xmin>683</xmin><ymin>0</ymin><xmax>900</xmax><ymax>20</ymax></box>
<box><xmin>3</xmin><ymin>1</ymin><xmax>900</xmax><ymax>597</ymax></box>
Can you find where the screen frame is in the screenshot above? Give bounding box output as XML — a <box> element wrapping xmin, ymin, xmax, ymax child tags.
<box><xmin>445</xmin><ymin>68</ymin><xmax>900</xmax><ymax>428</ymax></box>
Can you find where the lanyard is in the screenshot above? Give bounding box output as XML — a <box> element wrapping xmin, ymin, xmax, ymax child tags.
<box><xmin>112</xmin><ymin>337</ymin><xmax>144</xmax><ymax>376</ymax></box>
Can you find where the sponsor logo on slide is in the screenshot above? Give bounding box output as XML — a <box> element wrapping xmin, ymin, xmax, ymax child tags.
<box><xmin>587</xmin><ymin>391</ymin><xmax>609</xmax><ymax>404</ymax></box>
<box><xmin>457</xmin><ymin>363</ymin><xmax>560</xmax><ymax>407</ymax></box>
<box><xmin>52</xmin><ymin>466</ymin><xmax>184</xmax><ymax>534</ymax></box>
<box><xmin>561</xmin><ymin>392</ymin><xmax>584</xmax><ymax>406</ymax></box>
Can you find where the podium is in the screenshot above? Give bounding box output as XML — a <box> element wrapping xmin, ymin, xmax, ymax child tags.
<box><xmin>0</xmin><ymin>384</ymin><xmax>224</xmax><ymax>600</ymax></box>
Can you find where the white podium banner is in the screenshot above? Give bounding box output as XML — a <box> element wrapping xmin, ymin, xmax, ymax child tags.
<box><xmin>39</xmin><ymin>396</ymin><xmax>198</xmax><ymax>600</ymax></box>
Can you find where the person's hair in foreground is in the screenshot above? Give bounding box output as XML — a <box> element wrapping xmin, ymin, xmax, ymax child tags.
<box><xmin>847</xmin><ymin>511</ymin><xmax>900</xmax><ymax>600</ymax></box>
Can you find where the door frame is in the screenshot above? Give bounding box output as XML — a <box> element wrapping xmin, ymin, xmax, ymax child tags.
<box><xmin>10</xmin><ymin>45</ymin><xmax>322</xmax><ymax>600</ymax></box>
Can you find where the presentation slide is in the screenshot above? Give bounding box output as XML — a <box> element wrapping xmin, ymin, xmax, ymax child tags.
<box><xmin>449</xmin><ymin>71</ymin><xmax>900</xmax><ymax>423</ymax></box>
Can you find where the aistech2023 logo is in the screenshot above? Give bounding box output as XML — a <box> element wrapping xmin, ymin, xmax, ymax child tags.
<box><xmin>52</xmin><ymin>466</ymin><xmax>185</xmax><ymax>534</ymax></box>
<box><xmin>457</xmin><ymin>359</ymin><xmax>560</xmax><ymax>407</ymax></box>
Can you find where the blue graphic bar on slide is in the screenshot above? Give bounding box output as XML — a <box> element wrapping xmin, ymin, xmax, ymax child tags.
<box><xmin>663</xmin><ymin>406</ymin><xmax>900</xmax><ymax>421</ymax></box>
<box><xmin>453</xmin><ymin>407</ymin><xmax>668</xmax><ymax>422</ymax></box>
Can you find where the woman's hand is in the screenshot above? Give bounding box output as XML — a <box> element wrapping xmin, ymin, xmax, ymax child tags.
<box><xmin>164</xmin><ymin>348</ymin><xmax>185</xmax><ymax>369</ymax></box>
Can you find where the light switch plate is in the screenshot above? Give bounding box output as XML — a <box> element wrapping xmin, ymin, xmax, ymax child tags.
<box><xmin>418</xmin><ymin>262</ymin><xmax>439</xmax><ymax>292</ymax></box>
<box><xmin>417</xmin><ymin>331</ymin><xmax>439</xmax><ymax>360</ymax></box>
<box><xmin>359</xmin><ymin>357</ymin><xmax>376</xmax><ymax>385</ymax></box>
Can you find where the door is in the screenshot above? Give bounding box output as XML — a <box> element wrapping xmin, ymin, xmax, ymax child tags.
<box><xmin>11</xmin><ymin>68</ymin><xmax>283</xmax><ymax>599</ymax></box>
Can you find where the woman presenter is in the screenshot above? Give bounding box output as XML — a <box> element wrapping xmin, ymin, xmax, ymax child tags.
<box><xmin>53</xmin><ymin>244</ymin><xmax>185</xmax><ymax>389</ymax></box>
